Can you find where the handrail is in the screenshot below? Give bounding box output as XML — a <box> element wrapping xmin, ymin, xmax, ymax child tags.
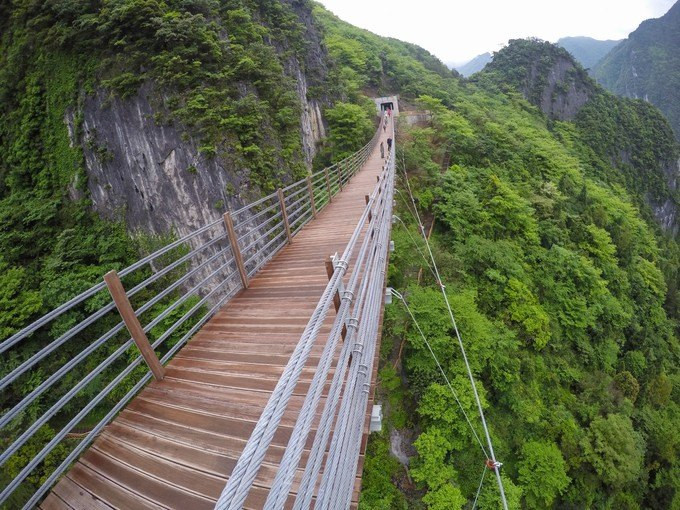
<box><xmin>214</xmin><ymin>112</ymin><xmax>395</xmax><ymax>510</ymax></box>
<box><xmin>0</xmin><ymin>116</ymin><xmax>383</xmax><ymax>509</ymax></box>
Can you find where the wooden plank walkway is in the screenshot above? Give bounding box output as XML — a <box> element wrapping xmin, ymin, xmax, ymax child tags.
<box><xmin>41</xmin><ymin>120</ymin><xmax>393</xmax><ymax>510</ymax></box>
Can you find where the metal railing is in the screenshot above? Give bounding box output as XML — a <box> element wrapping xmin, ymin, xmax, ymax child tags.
<box><xmin>0</xmin><ymin>121</ymin><xmax>383</xmax><ymax>509</ymax></box>
<box><xmin>215</xmin><ymin>114</ymin><xmax>395</xmax><ymax>510</ymax></box>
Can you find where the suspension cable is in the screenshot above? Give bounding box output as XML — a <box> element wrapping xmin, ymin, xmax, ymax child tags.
<box><xmin>472</xmin><ymin>463</ymin><xmax>487</xmax><ymax>510</ymax></box>
<box><xmin>397</xmin><ymin>149</ymin><xmax>509</xmax><ymax>510</ymax></box>
<box><xmin>390</xmin><ymin>289</ymin><xmax>488</xmax><ymax>458</ymax></box>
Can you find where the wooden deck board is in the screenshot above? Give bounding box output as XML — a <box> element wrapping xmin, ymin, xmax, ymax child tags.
<box><xmin>43</xmin><ymin>119</ymin><xmax>392</xmax><ymax>509</ymax></box>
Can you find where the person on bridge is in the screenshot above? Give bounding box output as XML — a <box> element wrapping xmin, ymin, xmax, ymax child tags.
<box><xmin>387</xmin><ymin>137</ymin><xmax>392</xmax><ymax>151</ymax></box>
<box><xmin>380</xmin><ymin>141</ymin><xmax>385</xmax><ymax>159</ymax></box>
<box><xmin>387</xmin><ymin>107</ymin><xmax>392</xmax><ymax>117</ymax></box>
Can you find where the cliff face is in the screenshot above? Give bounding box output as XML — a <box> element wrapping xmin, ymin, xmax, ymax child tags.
<box><xmin>65</xmin><ymin>0</ymin><xmax>330</xmax><ymax>239</ymax></box>
<box><xmin>530</xmin><ymin>55</ymin><xmax>593</xmax><ymax>121</ymax></box>
<box><xmin>482</xmin><ymin>38</ymin><xmax>596</xmax><ymax>121</ymax></box>
<box><xmin>68</xmin><ymin>86</ymin><xmax>242</xmax><ymax>237</ymax></box>
<box><xmin>651</xmin><ymin>159</ymin><xmax>680</xmax><ymax>236</ymax></box>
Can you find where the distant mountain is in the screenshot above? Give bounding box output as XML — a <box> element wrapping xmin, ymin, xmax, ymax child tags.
<box><xmin>556</xmin><ymin>36</ymin><xmax>621</xmax><ymax>69</ymax></box>
<box><xmin>477</xmin><ymin>38</ymin><xmax>679</xmax><ymax>233</ymax></box>
<box><xmin>455</xmin><ymin>52</ymin><xmax>492</xmax><ymax>77</ymax></box>
<box><xmin>591</xmin><ymin>0</ymin><xmax>680</xmax><ymax>139</ymax></box>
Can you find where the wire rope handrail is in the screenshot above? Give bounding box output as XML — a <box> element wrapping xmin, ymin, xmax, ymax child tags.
<box><xmin>215</xmin><ymin>112</ymin><xmax>394</xmax><ymax>510</ymax></box>
<box><xmin>0</xmin><ymin>116</ymin><xmax>384</xmax><ymax>509</ymax></box>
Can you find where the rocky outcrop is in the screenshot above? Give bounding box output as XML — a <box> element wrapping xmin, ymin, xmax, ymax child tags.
<box><xmin>530</xmin><ymin>56</ymin><xmax>593</xmax><ymax>121</ymax></box>
<box><xmin>66</xmin><ymin>2</ymin><xmax>331</xmax><ymax>241</ymax></box>
<box><xmin>481</xmin><ymin>39</ymin><xmax>597</xmax><ymax>121</ymax></box>
<box><xmin>649</xmin><ymin>158</ymin><xmax>680</xmax><ymax>237</ymax></box>
<box><xmin>482</xmin><ymin>39</ymin><xmax>679</xmax><ymax>236</ymax></box>
<box><xmin>67</xmin><ymin>85</ymin><xmax>247</xmax><ymax>239</ymax></box>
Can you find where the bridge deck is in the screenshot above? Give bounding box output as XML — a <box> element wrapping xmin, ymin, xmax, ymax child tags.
<box><xmin>40</xmin><ymin>123</ymin><xmax>392</xmax><ymax>510</ymax></box>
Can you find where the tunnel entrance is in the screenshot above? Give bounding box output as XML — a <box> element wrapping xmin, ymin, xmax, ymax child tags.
<box><xmin>373</xmin><ymin>95</ymin><xmax>399</xmax><ymax>116</ymax></box>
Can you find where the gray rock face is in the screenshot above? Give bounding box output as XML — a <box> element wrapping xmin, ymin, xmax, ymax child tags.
<box><xmin>69</xmin><ymin>85</ymin><xmax>247</xmax><ymax>239</ymax></box>
<box><xmin>531</xmin><ymin>57</ymin><xmax>593</xmax><ymax>121</ymax></box>
<box><xmin>66</xmin><ymin>4</ymin><xmax>330</xmax><ymax>242</ymax></box>
<box><xmin>649</xmin><ymin>158</ymin><xmax>680</xmax><ymax>237</ymax></box>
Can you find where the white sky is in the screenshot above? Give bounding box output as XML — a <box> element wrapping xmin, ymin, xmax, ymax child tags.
<box><xmin>316</xmin><ymin>0</ymin><xmax>676</xmax><ymax>66</ymax></box>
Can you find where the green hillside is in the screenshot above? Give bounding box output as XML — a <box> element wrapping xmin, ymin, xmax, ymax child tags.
<box><xmin>0</xmin><ymin>0</ymin><xmax>679</xmax><ymax>508</ymax></box>
<box><xmin>557</xmin><ymin>36</ymin><xmax>621</xmax><ymax>69</ymax></box>
<box><xmin>592</xmin><ymin>1</ymin><xmax>680</xmax><ymax>140</ymax></box>
<box><xmin>311</xmin><ymin>8</ymin><xmax>680</xmax><ymax>509</ymax></box>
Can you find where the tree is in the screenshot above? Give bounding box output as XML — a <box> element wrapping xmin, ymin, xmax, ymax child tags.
<box><xmin>422</xmin><ymin>483</ymin><xmax>466</xmax><ymax>510</ymax></box>
<box><xmin>613</xmin><ymin>371</ymin><xmax>640</xmax><ymax>403</ymax></box>
<box><xmin>517</xmin><ymin>440</ymin><xmax>570</xmax><ymax>509</ymax></box>
<box><xmin>582</xmin><ymin>414</ymin><xmax>645</xmax><ymax>487</ymax></box>
<box><xmin>325</xmin><ymin>102</ymin><xmax>374</xmax><ymax>161</ymax></box>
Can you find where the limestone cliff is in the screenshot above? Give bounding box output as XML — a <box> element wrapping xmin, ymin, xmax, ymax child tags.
<box><xmin>67</xmin><ymin>0</ymin><xmax>330</xmax><ymax>240</ymax></box>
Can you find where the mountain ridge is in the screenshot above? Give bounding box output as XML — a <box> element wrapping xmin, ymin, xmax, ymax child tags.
<box><xmin>477</xmin><ymin>38</ymin><xmax>679</xmax><ymax>235</ymax></box>
<box><xmin>556</xmin><ymin>36</ymin><xmax>622</xmax><ymax>69</ymax></box>
<box><xmin>592</xmin><ymin>0</ymin><xmax>680</xmax><ymax>140</ymax></box>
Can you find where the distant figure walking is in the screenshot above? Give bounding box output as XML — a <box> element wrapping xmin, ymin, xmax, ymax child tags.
<box><xmin>387</xmin><ymin>137</ymin><xmax>392</xmax><ymax>151</ymax></box>
<box><xmin>380</xmin><ymin>141</ymin><xmax>385</xmax><ymax>159</ymax></box>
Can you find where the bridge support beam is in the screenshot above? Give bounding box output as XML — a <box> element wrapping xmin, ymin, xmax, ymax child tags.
<box><xmin>324</xmin><ymin>168</ymin><xmax>332</xmax><ymax>203</ymax></box>
<box><xmin>278</xmin><ymin>188</ymin><xmax>293</xmax><ymax>244</ymax></box>
<box><xmin>103</xmin><ymin>270</ymin><xmax>165</xmax><ymax>381</ymax></box>
<box><xmin>307</xmin><ymin>177</ymin><xmax>317</xmax><ymax>218</ymax></box>
<box><xmin>223</xmin><ymin>212</ymin><xmax>249</xmax><ymax>289</ymax></box>
<box><xmin>325</xmin><ymin>254</ymin><xmax>347</xmax><ymax>340</ymax></box>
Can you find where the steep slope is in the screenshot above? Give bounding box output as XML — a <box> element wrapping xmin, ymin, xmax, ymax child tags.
<box><xmin>592</xmin><ymin>0</ymin><xmax>680</xmax><ymax>140</ymax></box>
<box><xmin>1</xmin><ymin>1</ymin><xmax>679</xmax><ymax>509</ymax></box>
<box><xmin>557</xmin><ymin>36</ymin><xmax>621</xmax><ymax>69</ymax></box>
<box><xmin>480</xmin><ymin>39</ymin><xmax>597</xmax><ymax>121</ymax></box>
<box><xmin>0</xmin><ymin>0</ymin><xmax>370</xmax><ymax>344</ymax></box>
<box><xmin>454</xmin><ymin>52</ymin><xmax>492</xmax><ymax>77</ymax></box>
<box><xmin>478</xmin><ymin>38</ymin><xmax>679</xmax><ymax>235</ymax></box>
<box><xmin>310</xmin><ymin>10</ymin><xmax>680</xmax><ymax>510</ymax></box>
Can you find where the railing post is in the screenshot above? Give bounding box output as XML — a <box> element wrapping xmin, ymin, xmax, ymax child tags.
<box><xmin>278</xmin><ymin>188</ymin><xmax>293</xmax><ymax>244</ymax></box>
<box><xmin>324</xmin><ymin>168</ymin><xmax>332</xmax><ymax>203</ymax></box>
<box><xmin>103</xmin><ymin>270</ymin><xmax>165</xmax><ymax>381</ymax></box>
<box><xmin>365</xmin><ymin>194</ymin><xmax>372</xmax><ymax>223</ymax></box>
<box><xmin>307</xmin><ymin>176</ymin><xmax>317</xmax><ymax>218</ymax></box>
<box><xmin>337</xmin><ymin>164</ymin><xmax>343</xmax><ymax>191</ymax></box>
<box><xmin>223</xmin><ymin>212</ymin><xmax>249</xmax><ymax>289</ymax></box>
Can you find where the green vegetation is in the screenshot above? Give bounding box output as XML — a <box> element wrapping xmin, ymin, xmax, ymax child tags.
<box><xmin>0</xmin><ymin>0</ymin><xmax>334</xmax><ymax>505</ymax></box>
<box><xmin>309</xmin><ymin>10</ymin><xmax>680</xmax><ymax>508</ymax></box>
<box><xmin>1</xmin><ymin>0</ymin><xmax>679</xmax><ymax>507</ymax></box>
<box><xmin>592</xmin><ymin>1</ymin><xmax>680</xmax><ymax>140</ymax></box>
<box><xmin>480</xmin><ymin>38</ymin><xmax>594</xmax><ymax>108</ymax></box>
<box><xmin>478</xmin><ymin>38</ymin><xmax>679</xmax><ymax>213</ymax></box>
<box><xmin>556</xmin><ymin>37</ymin><xmax>621</xmax><ymax>70</ymax></box>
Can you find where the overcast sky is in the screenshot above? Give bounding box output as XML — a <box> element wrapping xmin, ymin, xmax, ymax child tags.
<box><xmin>316</xmin><ymin>0</ymin><xmax>676</xmax><ymax>66</ymax></box>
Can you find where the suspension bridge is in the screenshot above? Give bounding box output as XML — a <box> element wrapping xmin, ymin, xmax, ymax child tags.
<box><xmin>1</xmin><ymin>111</ymin><xmax>397</xmax><ymax>509</ymax></box>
